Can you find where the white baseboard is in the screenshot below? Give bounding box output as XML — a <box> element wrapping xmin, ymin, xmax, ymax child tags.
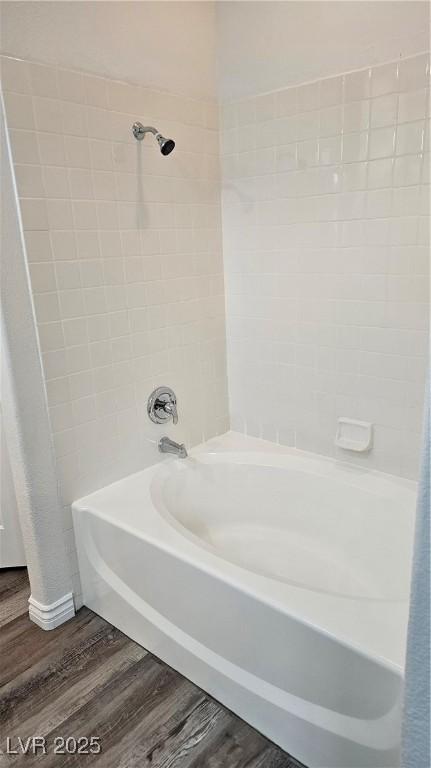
<box><xmin>28</xmin><ymin>592</ymin><xmax>75</xmax><ymax>630</ymax></box>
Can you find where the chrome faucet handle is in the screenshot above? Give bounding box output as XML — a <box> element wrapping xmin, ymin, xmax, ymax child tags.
<box><xmin>147</xmin><ymin>386</ymin><xmax>179</xmax><ymax>425</ymax></box>
<box><xmin>163</xmin><ymin>401</ymin><xmax>178</xmax><ymax>424</ymax></box>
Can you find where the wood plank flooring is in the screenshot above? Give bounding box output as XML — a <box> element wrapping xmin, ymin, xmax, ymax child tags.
<box><xmin>0</xmin><ymin>570</ymin><xmax>304</xmax><ymax>768</ymax></box>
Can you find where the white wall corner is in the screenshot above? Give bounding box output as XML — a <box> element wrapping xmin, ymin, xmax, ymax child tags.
<box><xmin>28</xmin><ymin>592</ymin><xmax>75</xmax><ymax>631</ymax></box>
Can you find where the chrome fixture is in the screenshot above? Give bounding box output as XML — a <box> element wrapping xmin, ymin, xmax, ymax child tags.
<box><xmin>159</xmin><ymin>436</ymin><xmax>188</xmax><ymax>459</ymax></box>
<box><xmin>132</xmin><ymin>122</ymin><xmax>175</xmax><ymax>155</ymax></box>
<box><xmin>148</xmin><ymin>386</ymin><xmax>179</xmax><ymax>425</ymax></box>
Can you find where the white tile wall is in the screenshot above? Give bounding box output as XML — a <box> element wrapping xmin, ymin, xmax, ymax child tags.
<box><xmin>221</xmin><ymin>53</ymin><xmax>430</xmax><ymax>479</ymax></box>
<box><xmin>1</xmin><ymin>55</ymin><xmax>229</xmax><ymax>603</ymax></box>
<box><xmin>2</xmin><ymin>50</ymin><xmax>430</xmax><ymax>605</ymax></box>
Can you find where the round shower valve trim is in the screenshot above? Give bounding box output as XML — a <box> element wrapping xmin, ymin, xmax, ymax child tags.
<box><xmin>147</xmin><ymin>386</ymin><xmax>179</xmax><ymax>425</ymax></box>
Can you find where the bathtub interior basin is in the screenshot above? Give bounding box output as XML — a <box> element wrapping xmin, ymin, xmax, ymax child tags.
<box><xmin>152</xmin><ymin>453</ymin><xmax>414</xmax><ymax>602</ymax></box>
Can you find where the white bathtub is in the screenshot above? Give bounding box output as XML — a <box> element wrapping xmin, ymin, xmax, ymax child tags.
<box><xmin>72</xmin><ymin>432</ymin><xmax>416</xmax><ymax>768</ymax></box>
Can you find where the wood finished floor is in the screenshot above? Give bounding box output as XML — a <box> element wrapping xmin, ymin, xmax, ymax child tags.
<box><xmin>0</xmin><ymin>569</ymin><xmax>304</xmax><ymax>768</ymax></box>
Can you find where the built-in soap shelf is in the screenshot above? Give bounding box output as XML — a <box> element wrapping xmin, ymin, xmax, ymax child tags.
<box><xmin>335</xmin><ymin>417</ymin><xmax>373</xmax><ymax>452</ymax></box>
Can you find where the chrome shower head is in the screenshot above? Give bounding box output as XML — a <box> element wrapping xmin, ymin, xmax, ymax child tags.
<box><xmin>132</xmin><ymin>122</ymin><xmax>175</xmax><ymax>155</ymax></box>
<box><xmin>156</xmin><ymin>134</ymin><xmax>175</xmax><ymax>156</ymax></box>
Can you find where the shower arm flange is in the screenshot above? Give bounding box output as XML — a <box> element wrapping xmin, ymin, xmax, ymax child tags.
<box><xmin>132</xmin><ymin>122</ymin><xmax>158</xmax><ymax>141</ymax></box>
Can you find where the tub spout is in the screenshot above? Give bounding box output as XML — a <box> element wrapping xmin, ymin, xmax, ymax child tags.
<box><xmin>158</xmin><ymin>436</ymin><xmax>188</xmax><ymax>459</ymax></box>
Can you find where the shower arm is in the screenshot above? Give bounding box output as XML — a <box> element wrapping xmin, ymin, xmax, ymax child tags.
<box><xmin>132</xmin><ymin>122</ymin><xmax>159</xmax><ymax>141</ymax></box>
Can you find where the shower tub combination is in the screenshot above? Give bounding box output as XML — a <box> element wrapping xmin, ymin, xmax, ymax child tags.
<box><xmin>72</xmin><ymin>432</ymin><xmax>416</xmax><ymax>768</ymax></box>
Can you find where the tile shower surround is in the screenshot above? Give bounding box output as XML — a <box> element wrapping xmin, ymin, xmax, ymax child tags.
<box><xmin>221</xmin><ymin>53</ymin><xmax>430</xmax><ymax>479</ymax></box>
<box><xmin>1</xmin><ymin>55</ymin><xmax>229</xmax><ymax>602</ymax></box>
<box><xmin>1</xmin><ymin>52</ymin><xmax>430</xmax><ymax>604</ymax></box>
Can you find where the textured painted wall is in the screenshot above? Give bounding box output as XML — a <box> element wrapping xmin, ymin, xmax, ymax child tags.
<box><xmin>217</xmin><ymin>1</ymin><xmax>430</xmax><ymax>100</ymax></box>
<box><xmin>1</xmin><ymin>1</ymin><xmax>217</xmax><ymax>100</ymax></box>
<box><xmin>1</xmin><ymin>101</ymin><xmax>72</xmax><ymax>606</ymax></box>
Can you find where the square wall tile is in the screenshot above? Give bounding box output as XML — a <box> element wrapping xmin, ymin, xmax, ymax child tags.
<box><xmin>344</xmin><ymin>69</ymin><xmax>371</xmax><ymax>102</ymax></box>
<box><xmin>371</xmin><ymin>62</ymin><xmax>399</xmax><ymax>97</ymax></box>
<box><xmin>368</xmin><ymin>127</ymin><xmax>396</xmax><ymax>159</ymax></box>
<box><xmin>20</xmin><ymin>198</ymin><xmax>48</xmax><ymax>229</ymax></box>
<box><xmin>398</xmin><ymin>54</ymin><xmax>429</xmax><ymax>92</ymax></box>
<box><xmin>370</xmin><ymin>94</ymin><xmax>398</xmax><ymax>128</ymax></box>
<box><xmin>28</xmin><ymin>62</ymin><xmax>59</xmax><ymax>97</ymax></box>
<box><xmin>398</xmin><ymin>89</ymin><xmax>428</xmax><ymax>123</ymax></box>
<box><xmin>3</xmin><ymin>91</ymin><xmax>35</xmax><ymax>129</ymax></box>
<box><xmin>0</xmin><ymin>56</ymin><xmax>31</xmax><ymax>93</ymax></box>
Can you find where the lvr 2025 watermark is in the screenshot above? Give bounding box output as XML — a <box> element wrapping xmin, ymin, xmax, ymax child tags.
<box><xmin>3</xmin><ymin>736</ymin><xmax>102</xmax><ymax>755</ymax></box>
